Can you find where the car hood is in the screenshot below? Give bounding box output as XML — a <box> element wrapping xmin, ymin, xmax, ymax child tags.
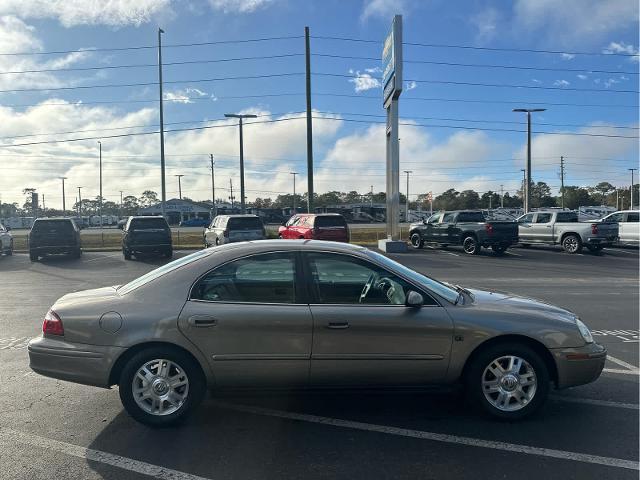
<box><xmin>56</xmin><ymin>286</ymin><xmax>119</xmax><ymax>306</ymax></box>
<box><xmin>466</xmin><ymin>288</ymin><xmax>577</xmax><ymax>324</ymax></box>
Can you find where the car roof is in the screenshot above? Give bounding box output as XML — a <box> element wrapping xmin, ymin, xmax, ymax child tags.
<box><xmin>203</xmin><ymin>239</ymin><xmax>365</xmax><ymax>255</ymax></box>
<box><xmin>34</xmin><ymin>217</ymin><xmax>73</xmax><ymax>222</ymax></box>
<box><xmin>216</xmin><ymin>214</ymin><xmax>260</xmax><ymax>218</ymax></box>
<box><xmin>297</xmin><ymin>213</ymin><xmax>344</xmax><ymax>217</ymax></box>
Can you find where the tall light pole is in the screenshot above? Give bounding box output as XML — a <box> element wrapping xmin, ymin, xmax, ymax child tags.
<box><xmin>59</xmin><ymin>177</ymin><xmax>67</xmax><ymax>213</ymax></box>
<box><xmin>520</xmin><ymin>168</ymin><xmax>526</xmax><ymax>209</ymax></box>
<box><xmin>290</xmin><ymin>172</ymin><xmax>298</xmax><ymax>213</ymax></box>
<box><xmin>370</xmin><ymin>185</ymin><xmax>374</xmax><ymax>208</ymax></box>
<box><xmin>513</xmin><ymin>108</ymin><xmax>546</xmax><ymax>213</ymax></box>
<box><xmin>210</xmin><ymin>154</ymin><xmax>216</xmax><ymax>217</ymax></box>
<box><xmin>500</xmin><ymin>184</ymin><xmax>504</xmax><ymax>208</ymax></box>
<box><xmin>119</xmin><ymin>190</ymin><xmax>124</xmax><ymax>218</ymax></box>
<box><xmin>403</xmin><ymin>170</ymin><xmax>412</xmax><ymax>222</ymax></box>
<box><xmin>175</xmin><ymin>174</ymin><xmax>184</xmax><ymax>200</ymax></box>
<box><xmin>225</xmin><ymin>113</ymin><xmax>257</xmax><ymax>214</ymax></box>
<box><xmin>98</xmin><ymin>141</ymin><xmax>102</xmax><ymax>228</ymax></box>
<box><xmin>630</xmin><ymin>168</ymin><xmax>637</xmax><ymax>209</ymax></box>
<box><xmin>77</xmin><ymin>186</ymin><xmax>83</xmax><ymax>216</ymax></box>
<box><xmin>158</xmin><ymin>28</ymin><xmax>167</xmax><ymax>219</ymax></box>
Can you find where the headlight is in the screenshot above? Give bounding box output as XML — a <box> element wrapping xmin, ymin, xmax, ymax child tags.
<box><xmin>576</xmin><ymin>319</ymin><xmax>593</xmax><ymax>344</ymax></box>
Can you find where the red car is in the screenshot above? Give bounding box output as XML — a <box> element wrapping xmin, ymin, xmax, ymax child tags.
<box><xmin>278</xmin><ymin>213</ymin><xmax>350</xmax><ymax>242</ymax></box>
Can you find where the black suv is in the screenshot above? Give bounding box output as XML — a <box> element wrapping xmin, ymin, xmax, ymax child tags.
<box><xmin>29</xmin><ymin>218</ymin><xmax>81</xmax><ymax>261</ymax></box>
<box><xmin>122</xmin><ymin>216</ymin><xmax>172</xmax><ymax>260</ymax></box>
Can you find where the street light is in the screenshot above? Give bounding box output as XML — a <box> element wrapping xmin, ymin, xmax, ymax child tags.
<box><xmin>513</xmin><ymin>108</ymin><xmax>546</xmax><ymax>213</ymax></box>
<box><xmin>98</xmin><ymin>141</ymin><xmax>103</xmax><ymax>228</ymax></box>
<box><xmin>225</xmin><ymin>113</ymin><xmax>257</xmax><ymax>214</ymax></box>
<box><xmin>290</xmin><ymin>172</ymin><xmax>299</xmax><ymax>213</ymax></box>
<box><xmin>59</xmin><ymin>177</ymin><xmax>68</xmax><ymax>212</ymax></box>
<box><xmin>403</xmin><ymin>170</ymin><xmax>412</xmax><ymax>222</ymax></box>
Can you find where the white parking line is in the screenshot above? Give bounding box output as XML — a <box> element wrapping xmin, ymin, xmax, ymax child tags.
<box><xmin>603</xmin><ymin>368</ymin><xmax>640</xmax><ymax>376</ymax></box>
<box><xmin>214</xmin><ymin>402</ymin><xmax>639</xmax><ymax>471</ymax></box>
<box><xmin>1</xmin><ymin>428</ymin><xmax>213</xmax><ymax>480</ymax></box>
<box><xmin>441</xmin><ymin>251</ymin><xmax>460</xmax><ymax>257</ymax></box>
<box><xmin>505</xmin><ymin>251</ymin><xmax>522</xmax><ymax>257</ymax></box>
<box><xmin>607</xmin><ymin>355</ymin><xmax>640</xmax><ymax>372</ymax></box>
<box><xmin>549</xmin><ymin>395</ymin><xmax>639</xmax><ymax>410</ymax></box>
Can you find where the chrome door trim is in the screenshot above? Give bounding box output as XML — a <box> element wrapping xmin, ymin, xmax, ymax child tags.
<box><xmin>212</xmin><ymin>354</ymin><xmax>309</xmax><ymax>361</ymax></box>
<box><xmin>311</xmin><ymin>354</ymin><xmax>444</xmax><ymax>360</ymax></box>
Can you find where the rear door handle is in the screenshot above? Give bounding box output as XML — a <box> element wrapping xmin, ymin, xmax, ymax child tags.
<box><xmin>188</xmin><ymin>315</ymin><xmax>218</xmax><ymax>327</ymax></box>
<box><xmin>327</xmin><ymin>321</ymin><xmax>349</xmax><ymax>329</ymax></box>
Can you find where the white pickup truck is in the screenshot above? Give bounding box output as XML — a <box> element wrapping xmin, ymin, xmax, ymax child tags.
<box><xmin>517</xmin><ymin>210</ymin><xmax>618</xmax><ymax>254</ymax></box>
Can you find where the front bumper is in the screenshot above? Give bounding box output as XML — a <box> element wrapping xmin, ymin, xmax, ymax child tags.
<box><xmin>28</xmin><ymin>336</ymin><xmax>125</xmax><ymax>388</ymax></box>
<box><xmin>552</xmin><ymin>342</ymin><xmax>607</xmax><ymax>389</ymax></box>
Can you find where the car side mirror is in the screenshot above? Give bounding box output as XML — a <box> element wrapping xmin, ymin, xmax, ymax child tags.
<box><xmin>5</xmin><ymin>226</ymin><xmax>10</xmax><ymax>231</ymax></box>
<box><xmin>406</xmin><ymin>290</ymin><xmax>424</xmax><ymax>308</ymax></box>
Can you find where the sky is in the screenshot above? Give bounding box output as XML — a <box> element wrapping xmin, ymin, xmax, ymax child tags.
<box><xmin>0</xmin><ymin>0</ymin><xmax>638</xmax><ymax>208</ymax></box>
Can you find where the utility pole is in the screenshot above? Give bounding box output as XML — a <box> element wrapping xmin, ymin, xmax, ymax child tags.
<box><xmin>500</xmin><ymin>185</ymin><xmax>504</xmax><ymax>208</ymax></box>
<box><xmin>370</xmin><ymin>185</ymin><xmax>374</xmax><ymax>208</ymax></box>
<box><xmin>305</xmin><ymin>26</ymin><xmax>314</xmax><ymax>213</ymax></box>
<box><xmin>98</xmin><ymin>141</ymin><xmax>102</xmax><ymax>228</ymax></box>
<box><xmin>225</xmin><ymin>113</ymin><xmax>257</xmax><ymax>214</ymax></box>
<box><xmin>77</xmin><ymin>186</ymin><xmax>82</xmax><ymax>216</ymax></box>
<box><xmin>616</xmin><ymin>189</ymin><xmax>619</xmax><ymax>210</ymax></box>
<box><xmin>290</xmin><ymin>172</ymin><xmax>298</xmax><ymax>213</ymax></box>
<box><xmin>158</xmin><ymin>28</ymin><xmax>167</xmax><ymax>219</ymax></box>
<box><xmin>42</xmin><ymin>194</ymin><xmax>46</xmax><ymax>212</ymax></box>
<box><xmin>560</xmin><ymin>156</ymin><xmax>566</xmax><ymax>210</ymax></box>
<box><xmin>175</xmin><ymin>174</ymin><xmax>184</xmax><ymax>199</ymax></box>
<box><xmin>229</xmin><ymin>179</ymin><xmax>234</xmax><ymax>209</ymax></box>
<box><xmin>630</xmin><ymin>168</ymin><xmax>637</xmax><ymax>209</ymax></box>
<box><xmin>119</xmin><ymin>191</ymin><xmax>123</xmax><ymax>218</ymax></box>
<box><xmin>210</xmin><ymin>154</ymin><xmax>216</xmax><ymax>216</ymax></box>
<box><xmin>520</xmin><ymin>169</ymin><xmax>526</xmax><ymax>208</ymax></box>
<box><xmin>59</xmin><ymin>177</ymin><xmax>67</xmax><ymax>213</ymax></box>
<box><xmin>489</xmin><ymin>193</ymin><xmax>492</xmax><ymax>210</ymax></box>
<box><xmin>513</xmin><ymin>108</ymin><xmax>546</xmax><ymax>212</ymax></box>
<box><xmin>403</xmin><ymin>170</ymin><xmax>412</xmax><ymax>222</ymax></box>
<box><xmin>429</xmin><ymin>192</ymin><xmax>433</xmax><ymax>215</ymax></box>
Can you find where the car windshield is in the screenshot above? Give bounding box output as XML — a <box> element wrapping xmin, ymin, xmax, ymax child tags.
<box><xmin>365</xmin><ymin>250</ymin><xmax>459</xmax><ymax>304</ymax></box>
<box><xmin>32</xmin><ymin>220</ymin><xmax>73</xmax><ymax>233</ymax></box>
<box><xmin>227</xmin><ymin>217</ymin><xmax>263</xmax><ymax>230</ymax></box>
<box><xmin>117</xmin><ymin>249</ymin><xmax>212</xmax><ymax>295</ymax></box>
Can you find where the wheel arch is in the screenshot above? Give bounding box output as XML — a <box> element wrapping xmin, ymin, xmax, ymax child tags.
<box><xmin>560</xmin><ymin>231</ymin><xmax>580</xmax><ymax>243</ymax></box>
<box><xmin>108</xmin><ymin>341</ymin><xmax>208</xmax><ymax>387</ymax></box>
<box><xmin>460</xmin><ymin>334</ymin><xmax>558</xmax><ymax>386</ymax></box>
<box><xmin>461</xmin><ymin>231</ymin><xmax>478</xmax><ymax>240</ymax></box>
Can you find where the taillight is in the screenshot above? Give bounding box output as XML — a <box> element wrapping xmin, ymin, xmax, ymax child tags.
<box><xmin>43</xmin><ymin>309</ymin><xmax>64</xmax><ymax>336</ymax></box>
<box><xmin>485</xmin><ymin>223</ymin><xmax>494</xmax><ymax>235</ymax></box>
<box><xmin>591</xmin><ymin>224</ymin><xmax>598</xmax><ymax>234</ymax></box>
<box><xmin>223</xmin><ymin>230</ymin><xmax>229</xmax><ymax>238</ymax></box>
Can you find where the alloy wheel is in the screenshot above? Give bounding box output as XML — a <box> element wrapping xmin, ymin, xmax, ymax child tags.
<box><xmin>132</xmin><ymin>359</ymin><xmax>190</xmax><ymax>416</ymax></box>
<box><xmin>481</xmin><ymin>355</ymin><xmax>537</xmax><ymax>412</ymax></box>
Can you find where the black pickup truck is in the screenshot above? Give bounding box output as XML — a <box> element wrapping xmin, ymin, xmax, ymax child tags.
<box><xmin>409</xmin><ymin>210</ymin><xmax>519</xmax><ymax>255</ymax></box>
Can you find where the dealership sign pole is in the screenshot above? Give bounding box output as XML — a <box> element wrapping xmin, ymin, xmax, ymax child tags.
<box><xmin>378</xmin><ymin>15</ymin><xmax>407</xmax><ymax>253</ymax></box>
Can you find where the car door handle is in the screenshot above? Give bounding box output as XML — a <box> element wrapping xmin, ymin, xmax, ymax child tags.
<box><xmin>188</xmin><ymin>315</ymin><xmax>218</xmax><ymax>327</ymax></box>
<box><xmin>545</xmin><ymin>225</ymin><xmax>552</xmax><ymax>228</ymax></box>
<box><xmin>327</xmin><ymin>321</ymin><xmax>349</xmax><ymax>329</ymax></box>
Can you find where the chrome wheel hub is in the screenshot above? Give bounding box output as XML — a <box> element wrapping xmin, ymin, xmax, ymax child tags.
<box><xmin>132</xmin><ymin>359</ymin><xmax>189</xmax><ymax>416</ymax></box>
<box><xmin>482</xmin><ymin>355</ymin><xmax>537</xmax><ymax>412</ymax></box>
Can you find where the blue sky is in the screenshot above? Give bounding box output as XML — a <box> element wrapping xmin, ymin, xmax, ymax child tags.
<box><xmin>0</xmin><ymin>0</ymin><xmax>638</xmax><ymax>207</ymax></box>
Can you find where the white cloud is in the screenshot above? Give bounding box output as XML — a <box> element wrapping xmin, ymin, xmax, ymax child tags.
<box><xmin>603</xmin><ymin>78</ymin><xmax>620</xmax><ymax>88</ymax></box>
<box><xmin>348</xmin><ymin>70</ymin><xmax>381</xmax><ymax>93</ymax></box>
<box><xmin>603</xmin><ymin>41</ymin><xmax>640</xmax><ymax>62</ymax></box>
<box><xmin>405</xmin><ymin>80</ymin><xmax>417</xmax><ymax>91</ymax></box>
<box><xmin>361</xmin><ymin>0</ymin><xmax>409</xmax><ymax>21</ymax></box>
<box><xmin>0</xmin><ymin>0</ymin><xmax>174</xmax><ymax>27</ymax></box>
<box><xmin>163</xmin><ymin>87</ymin><xmax>210</xmax><ymax>104</ymax></box>
<box><xmin>577</xmin><ymin>74</ymin><xmax>588</xmax><ymax>80</ymax></box>
<box><xmin>513</xmin><ymin>0</ymin><xmax>638</xmax><ymax>46</ymax></box>
<box><xmin>553</xmin><ymin>79</ymin><xmax>570</xmax><ymax>87</ymax></box>
<box><xmin>470</xmin><ymin>7</ymin><xmax>500</xmax><ymax>43</ymax></box>
<box><xmin>365</xmin><ymin>67</ymin><xmax>381</xmax><ymax>74</ymax></box>
<box><xmin>531</xmin><ymin>79</ymin><xmax>541</xmax><ymax>84</ymax></box>
<box><xmin>207</xmin><ymin>0</ymin><xmax>277</xmax><ymax>14</ymax></box>
<box><xmin>560</xmin><ymin>53</ymin><xmax>575</xmax><ymax>60</ymax></box>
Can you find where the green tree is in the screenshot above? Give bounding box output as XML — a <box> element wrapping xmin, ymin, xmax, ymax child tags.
<box><xmin>591</xmin><ymin>182</ymin><xmax>615</xmax><ymax>205</ymax></box>
<box><xmin>433</xmin><ymin>189</ymin><xmax>459</xmax><ymax>210</ymax></box>
<box><xmin>139</xmin><ymin>190</ymin><xmax>158</xmax><ymax>208</ymax></box>
<box><xmin>530</xmin><ymin>181</ymin><xmax>555</xmax><ymax>208</ymax></box>
<box><xmin>562</xmin><ymin>186</ymin><xmax>591</xmax><ymax>210</ymax></box>
<box><xmin>121</xmin><ymin>196</ymin><xmax>140</xmax><ymax>215</ymax></box>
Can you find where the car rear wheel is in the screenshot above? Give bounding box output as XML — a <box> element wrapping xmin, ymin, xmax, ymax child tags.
<box><xmin>5</xmin><ymin>240</ymin><xmax>12</xmax><ymax>256</ymax></box>
<box><xmin>410</xmin><ymin>233</ymin><xmax>424</xmax><ymax>249</ymax></box>
<box><xmin>165</xmin><ymin>248</ymin><xmax>173</xmax><ymax>259</ymax></box>
<box><xmin>465</xmin><ymin>343</ymin><xmax>549</xmax><ymax>420</ymax></box>
<box><xmin>118</xmin><ymin>347</ymin><xmax>205</xmax><ymax>427</ymax></box>
<box><xmin>123</xmin><ymin>248</ymin><xmax>132</xmax><ymax>260</ymax></box>
<box><xmin>72</xmin><ymin>248</ymin><xmax>82</xmax><ymax>259</ymax></box>
<box><xmin>462</xmin><ymin>236</ymin><xmax>480</xmax><ymax>255</ymax></box>
<box><xmin>562</xmin><ymin>234</ymin><xmax>582</xmax><ymax>254</ymax></box>
<box><xmin>29</xmin><ymin>251</ymin><xmax>38</xmax><ymax>262</ymax></box>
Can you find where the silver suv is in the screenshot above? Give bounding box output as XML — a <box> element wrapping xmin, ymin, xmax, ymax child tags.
<box><xmin>204</xmin><ymin>214</ymin><xmax>266</xmax><ymax>247</ymax></box>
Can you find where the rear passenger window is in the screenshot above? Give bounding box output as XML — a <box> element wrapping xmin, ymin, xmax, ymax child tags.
<box><xmin>626</xmin><ymin>213</ymin><xmax>639</xmax><ymax>222</ymax></box>
<box><xmin>191</xmin><ymin>252</ymin><xmax>296</xmax><ymax>304</ymax></box>
<box><xmin>315</xmin><ymin>216</ymin><xmax>347</xmax><ymax>228</ymax></box>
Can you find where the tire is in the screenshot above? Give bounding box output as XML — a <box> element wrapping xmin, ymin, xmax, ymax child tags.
<box><xmin>5</xmin><ymin>240</ymin><xmax>12</xmax><ymax>256</ymax></box>
<box><xmin>215</xmin><ymin>238</ymin><xmax>220</xmax><ymax>246</ymax></box>
<box><xmin>118</xmin><ymin>347</ymin><xmax>205</xmax><ymax>427</ymax></box>
<box><xmin>492</xmin><ymin>244</ymin><xmax>507</xmax><ymax>255</ymax></box>
<box><xmin>72</xmin><ymin>248</ymin><xmax>82</xmax><ymax>259</ymax></box>
<box><xmin>410</xmin><ymin>233</ymin><xmax>424</xmax><ymax>249</ymax></box>
<box><xmin>520</xmin><ymin>243</ymin><xmax>530</xmax><ymax>248</ymax></box>
<box><xmin>123</xmin><ymin>247</ymin><xmax>132</xmax><ymax>260</ymax></box>
<box><xmin>165</xmin><ymin>248</ymin><xmax>173</xmax><ymax>259</ymax></box>
<box><xmin>586</xmin><ymin>245</ymin><xmax>603</xmax><ymax>253</ymax></box>
<box><xmin>29</xmin><ymin>251</ymin><xmax>38</xmax><ymax>262</ymax></box>
<box><xmin>465</xmin><ymin>343</ymin><xmax>550</xmax><ymax>420</ymax></box>
<box><xmin>278</xmin><ymin>234</ymin><xmax>283</xmax><ymax>239</ymax></box>
<box><xmin>462</xmin><ymin>236</ymin><xmax>480</xmax><ymax>255</ymax></box>
<box><xmin>561</xmin><ymin>234</ymin><xmax>583</xmax><ymax>254</ymax></box>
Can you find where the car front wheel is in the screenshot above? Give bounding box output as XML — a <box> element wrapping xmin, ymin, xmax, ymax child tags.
<box><xmin>462</xmin><ymin>236</ymin><xmax>480</xmax><ymax>255</ymax></box>
<box><xmin>410</xmin><ymin>233</ymin><xmax>424</xmax><ymax>249</ymax></box>
<box><xmin>118</xmin><ymin>347</ymin><xmax>205</xmax><ymax>427</ymax></box>
<box><xmin>465</xmin><ymin>343</ymin><xmax>549</xmax><ymax>420</ymax></box>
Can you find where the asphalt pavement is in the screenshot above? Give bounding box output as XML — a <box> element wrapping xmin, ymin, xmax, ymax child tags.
<box><xmin>0</xmin><ymin>244</ymin><xmax>637</xmax><ymax>479</ymax></box>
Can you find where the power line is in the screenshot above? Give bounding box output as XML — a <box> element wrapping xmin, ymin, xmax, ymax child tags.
<box><xmin>311</xmin><ymin>35</ymin><xmax>640</xmax><ymax>57</ymax></box>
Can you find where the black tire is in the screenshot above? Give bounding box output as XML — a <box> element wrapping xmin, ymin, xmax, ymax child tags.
<box><xmin>123</xmin><ymin>247</ymin><xmax>132</xmax><ymax>260</ymax></box>
<box><xmin>492</xmin><ymin>244</ymin><xmax>508</xmax><ymax>255</ymax></box>
<box><xmin>586</xmin><ymin>245</ymin><xmax>603</xmax><ymax>253</ymax></box>
<box><xmin>410</xmin><ymin>232</ymin><xmax>424</xmax><ymax>249</ymax></box>
<box><xmin>118</xmin><ymin>347</ymin><xmax>206</xmax><ymax>427</ymax></box>
<box><xmin>29</xmin><ymin>251</ymin><xmax>38</xmax><ymax>262</ymax></box>
<box><xmin>519</xmin><ymin>243</ymin><xmax>530</xmax><ymax>248</ymax></box>
<box><xmin>72</xmin><ymin>248</ymin><xmax>82</xmax><ymax>259</ymax></box>
<box><xmin>462</xmin><ymin>236</ymin><xmax>480</xmax><ymax>255</ymax></box>
<box><xmin>278</xmin><ymin>234</ymin><xmax>283</xmax><ymax>239</ymax></box>
<box><xmin>165</xmin><ymin>248</ymin><xmax>173</xmax><ymax>259</ymax></box>
<box><xmin>561</xmin><ymin>234</ymin><xmax>583</xmax><ymax>254</ymax></box>
<box><xmin>5</xmin><ymin>240</ymin><xmax>12</xmax><ymax>256</ymax></box>
<box><xmin>465</xmin><ymin>343</ymin><xmax>550</xmax><ymax>421</ymax></box>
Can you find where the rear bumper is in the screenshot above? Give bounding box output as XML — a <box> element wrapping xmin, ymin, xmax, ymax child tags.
<box><xmin>125</xmin><ymin>243</ymin><xmax>171</xmax><ymax>252</ymax></box>
<box><xmin>552</xmin><ymin>342</ymin><xmax>607</xmax><ymax>389</ymax></box>
<box><xmin>586</xmin><ymin>236</ymin><xmax>617</xmax><ymax>245</ymax></box>
<box><xmin>30</xmin><ymin>245</ymin><xmax>79</xmax><ymax>254</ymax></box>
<box><xmin>28</xmin><ymin>336</ymin><xmax>124</xmax><ymax>388</ymax></box>
<box><xmin>481</xmin><ymin>237</ymin><xmax>518</xmax><ymax>247</ymax></box>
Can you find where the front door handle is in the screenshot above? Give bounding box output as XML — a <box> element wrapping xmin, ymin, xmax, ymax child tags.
<box><xmin>188</xmin><ymin>315</ymin><xmax>218</xmax><ymax>327</ymax></box>
<box><xmin>327</xmin><ymin>321</ymin><xmax>349</xmax><ymax>329</ymax></box>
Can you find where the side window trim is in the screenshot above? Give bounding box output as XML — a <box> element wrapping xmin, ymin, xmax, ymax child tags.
<box><xmin>301</xmin><ymin>251</ymin><xmax>441</xmax><ymax>307</ymax></box>
<box><xmin>189</xmin><ymin>251</ymin><xmax>304</xmax><ymax>305</ymax></box>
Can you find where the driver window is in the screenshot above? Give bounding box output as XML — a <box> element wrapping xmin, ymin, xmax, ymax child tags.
<box><xmin>427</xmin><ymin>213</ymin><xmax>442</xmax><ymax>224</ymax></box>
<box><xmin>306</xmin><ymin>252</ymin><xmax>434</xmax><ymax>306</ymax></box>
